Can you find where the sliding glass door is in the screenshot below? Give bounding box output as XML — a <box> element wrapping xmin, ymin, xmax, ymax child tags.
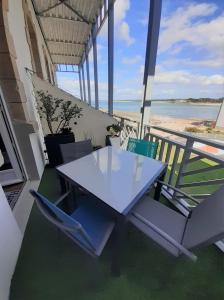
<box><xmin>0</xmin><ymin>92</ymin><xmax>24</xmax><ymax>186</ymax></box>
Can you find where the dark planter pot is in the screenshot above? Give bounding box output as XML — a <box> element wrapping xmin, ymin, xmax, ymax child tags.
<box><xmin>45</xmin><ymin>132</ymin><xmax>75</xmax><ymax>167</ymax></box>
<box><xmin>106</xmin><ymin>135</ymin><xmax>112</xmax><ymax>146</ymax></box>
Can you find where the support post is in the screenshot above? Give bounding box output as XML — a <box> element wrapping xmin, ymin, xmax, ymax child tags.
<box><xmin>81</xmin><ymin>63</ymin><xmax>86</xmax><ymax>102</ymax></box>
<box><xmin>85</xmin><ymin>50</ymin><xmax>91</xmax><ymax>105</ymax></box>
<box><xmin>108</xmin><ymin>0</ymin><xmax>114</xmax><ymax>116</ymax></box>
<box><xmin>78</xmin><ymin>65</ymin><xmax>83</xmax><ymax>101</ymax></box>
<box><xmin>139</xmin><ymin>76</ymin><xmax>153</xmax><ymax>138</ymax></box>
<box><xmin>92</xmin><ymin>27</ymin><xmax>99</xmax><ymax>109</ymax></box>
<box><xmin>139</xmin><ymin>0</ymin><xmax>162</xmax><ymax>137</ymax></box>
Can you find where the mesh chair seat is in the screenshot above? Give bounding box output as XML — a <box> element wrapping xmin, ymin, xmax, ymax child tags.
<box><xmin>130</xmin><ymin>196</ymin><xmax>186</xmax><ymax>256</ymax></box>
<box><xmin>70</xmin><ymin>203</ymin><xmax>115</xmax><ymax>256</ymax></box>
<box><xmin>129</xmin><ymin>185</ymin><xmax>224</xmax><ymax>261</ymax></box>
<box><xmin>30</xmin><ymin>190</ymin><xmax>115</xmax><ymax>257</ymax></box>
<box><xmin>127</xmin><ymin>138</ymin><xmax>158</xmax><ymax>159</ymax></box>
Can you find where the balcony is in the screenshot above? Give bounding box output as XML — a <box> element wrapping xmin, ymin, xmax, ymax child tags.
<box><xmin>1</xmin><ymin>0</ymin><xmax>223</xmax><ymax>299</ymax></box>
<box><xmin>10</xmin><ymin>119</ymin><xmax>224</xmax><ymax>299</ymax></box>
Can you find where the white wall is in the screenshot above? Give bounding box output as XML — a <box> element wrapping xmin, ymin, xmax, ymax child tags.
<box><xmin>4</xmin><ymin>0</ymin><xmax>53</xmax><ymax>174</ymax></box>
<box><xmin>0</xmin><ymin>185</ymin><xmax>22</xmax><ymax>300</ymax></box>
<box><xmin>32</xmin><ymin>75</ymin><xmax>117</xmax><ymax>146</ymax></box>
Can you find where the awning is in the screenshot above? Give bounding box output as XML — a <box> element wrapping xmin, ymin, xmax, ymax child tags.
<box><xmin>31</xmin><ymin>0</ymin><xmax>104</xmax><ymax>65</ymax></box>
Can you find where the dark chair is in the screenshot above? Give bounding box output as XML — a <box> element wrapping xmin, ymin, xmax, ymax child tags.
<box><xmin>60</xmin><ymin>139</ymin><xmax>93</xmax><ymax>163</ymax></box>
<box><xmin>129</xmin><ymin>185</ymin><xmax>224</xmax><ymax>261</ymax></box>
<box><xmin>30</xmin><ymin>190</ymin><xmax>115</xmax><ymax>257</ymax></box>
<box><xmin>59</xmin><ymin>140</ymin><xmax>93</xmax><ymax>193</ymax></box>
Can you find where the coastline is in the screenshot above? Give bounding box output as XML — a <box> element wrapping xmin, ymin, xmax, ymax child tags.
<box><xmin>109</xmin><ymin>109</ymin><xmax>212</xmax><ymax>132</ymax></box>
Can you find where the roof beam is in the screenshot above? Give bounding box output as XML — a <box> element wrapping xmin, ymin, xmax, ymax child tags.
<box><xmin>46</xmin><ymin>39</ymin><xmax>86</xmax><ymax>46</ymax></box>
<box><xmin>59</xmin><ymin>0</ymin><xmax>92</xmax><ymax>25</ymax></box>
<box><xmin>30</xmin><ymin>0</ymin><xmax>54</xmax><ymax>65</ymax></box>
<box><xmin>37</xmin><ymin>0</ymin><xmax>66</xmax><ymax>16</ymax></box>
<box><xmin>51</xmin><ymin>53</ymin><xmax>82</xmax><ymax>58</ymax></box>
<box><xmin>38</xmin><ymin>15</ymin><xmax>88</xmax><ymax>24</ymax></box>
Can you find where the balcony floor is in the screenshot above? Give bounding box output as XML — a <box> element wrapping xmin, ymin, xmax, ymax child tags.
<box><xmin>10</xmin><ymin>168</ymin><xmax>224</xmax><ymax>300</ymax></box>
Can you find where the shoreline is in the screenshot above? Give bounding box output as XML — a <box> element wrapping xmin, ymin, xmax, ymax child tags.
<box><xmin>109</xmin><ymin>110</ymin><xmax>215</xmax><ymax>132</ymax></box>
<box><xmin>107</xmin><ymin>101</ymin><xmax>221</xmax><ymax>106</ymax></box>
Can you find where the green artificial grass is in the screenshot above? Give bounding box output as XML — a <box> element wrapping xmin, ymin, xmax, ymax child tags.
<box><xmin>10</xmin><ymin>168</ymin><xmax>224</xmax><ymax>300</ymax></box>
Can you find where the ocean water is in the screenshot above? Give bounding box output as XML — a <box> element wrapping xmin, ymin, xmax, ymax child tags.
<box><xmin>99</xmin><ymin>101</ymin><xmax>221</xmax><ymax>121</ymax></box>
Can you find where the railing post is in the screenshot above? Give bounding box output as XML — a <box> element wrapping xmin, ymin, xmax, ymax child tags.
<box><xmin>175</xmin><ymin>137</ymin><xmax>194</xmax><ymax>188</ymax></box>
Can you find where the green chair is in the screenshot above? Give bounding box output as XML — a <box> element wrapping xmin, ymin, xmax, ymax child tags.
<box><xmin>127</xmin><ymin>137</ymin><xmax>158</xmax><ymax>159</ymax></box>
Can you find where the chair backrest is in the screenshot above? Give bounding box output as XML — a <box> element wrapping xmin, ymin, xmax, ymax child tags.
<box><xmin>60</xmin><ymin>139</ymin><xmax>93</xmax><ymax>163</ymax></box>
<box><xmin>183</xmin><ymin>185</ymin><xmax>224</xmax><ymax>249</ymax></box>
<box><xmin>30</xmin><ymin>189</ymin><xmax>81</xmax><ymax>231</ymax></box>
<box><xmin>127</xmin><ymin>138</ymin><xmax>158</xmax><ymax>159</ymax></box>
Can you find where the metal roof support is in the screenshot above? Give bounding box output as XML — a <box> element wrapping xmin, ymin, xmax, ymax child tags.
<box><xmin>78</xmin><ymin>66</ymin><xmax>83</xmax><ymax>101</ymax></box>
<box><xmin>139</xmin><ymin>0</ymin><xmax>162</xmax><ymax>138</ymax></box>
<box><xmin>60</xmin><ymin>0</ymin><xmax>92</xmax><ymax>25</ymax></box>
<box><xmin>85</xmin><ymin>51</ymin><xmax>91</xmax><ymax>105</ymax></box>
<box><xmin>30</xmin><ymin>0</ymin><xmax>54</xmax><ymax>65</ymax></box>
<box><xmin>46</xmin><ymin>39</ymin><xmax>86</xmax><ymax>46</ymax></box>
<box><xmin>37</xmin><ymin>0</ymin><xmax>66</xmax><ymax>15</ymax></box>
<box><xmin>108</xmin><ymin>0</ymin><xmax>114</xmax><ymax>116</ymax></box>
<box><xmin>92</xmin><ymin>27</ymin><xmax>99</xmax><ymax>109</ymax></box>
<box><xmin>81</xmin><ymin>63</ymin><xmax>87</xmax><ymax>102</ymax></box>
<box><xmin>38</xmin><ymin>15</ymin><xmax>88</xmax><ymax>23</ymax></box>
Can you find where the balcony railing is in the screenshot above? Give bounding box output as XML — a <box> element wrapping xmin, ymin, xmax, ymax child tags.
<box><xmin>114</xmin><ymin>116</ymin><xmax>224</xmax><ymax>251</ymax></box>
<box><xmin>115</xmin><ymin>114</ymin><xmax>224</xmax><ymax>251</ymax></box>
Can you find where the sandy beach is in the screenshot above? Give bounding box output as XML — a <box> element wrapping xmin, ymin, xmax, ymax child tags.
<box><xmin>109</xmin><ymin>109</ymin><xmax>204</xmax><ymax>132</ymax></box>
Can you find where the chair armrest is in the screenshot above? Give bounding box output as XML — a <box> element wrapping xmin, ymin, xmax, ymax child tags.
<box><xmin>157</xmin><ymin>181</ymin><xmax>199</xmax><ymax>204</ymax></box>
<box><xmin>54</xmin><ymin>191</ymin><xmax>71</xmax><ymax>206</ymax></box>
<box><xmin>132</xmin><ymin>212</ymin><xmax>197</xmax><ymax>262</ymax></box>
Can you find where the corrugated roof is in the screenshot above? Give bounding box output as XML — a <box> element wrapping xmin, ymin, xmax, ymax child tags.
<box><xmin>32</xmin><ymin>0</ymin><xmax>104</xmax><ymax>65</ymax></box>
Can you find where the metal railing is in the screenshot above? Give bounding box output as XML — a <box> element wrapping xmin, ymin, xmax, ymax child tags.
<box><xmin>115</xmin><ymin>114</ymin><xmax>224</xmax><ymax>251</ymax></box>
<box><xmin>115</xmin><ymin>114</ymin><xmax>224</xmax><ymax>201</ymax></box>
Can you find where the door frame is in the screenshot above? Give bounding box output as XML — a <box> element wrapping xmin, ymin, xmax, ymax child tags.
<box><xmin>0</xmin><ymin>88</ymin><xmax>26</xmax><ymax>186</ymax></box>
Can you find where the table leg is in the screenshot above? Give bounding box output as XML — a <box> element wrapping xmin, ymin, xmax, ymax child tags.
<box><xmin>111</xmin><ymin>216</ymin><xmax>127</xmax><ymax>276</ymax></box>
<box><xmin>154</xmin><ymin>171</ymin><xmax>166</xmax><ymax>201</ymax></box>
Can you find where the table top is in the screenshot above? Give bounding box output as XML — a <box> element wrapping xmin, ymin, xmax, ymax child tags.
<box><xmin>57</xmin><ymin>146</ymin><xmax>166</xmax><ymax>215</ymax></box>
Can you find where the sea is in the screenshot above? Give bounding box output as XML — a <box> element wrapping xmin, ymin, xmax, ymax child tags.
<box><xmin>99</xmin><ymin>100</ymin><xmax>221</xmax><ymax>121</ymax></box>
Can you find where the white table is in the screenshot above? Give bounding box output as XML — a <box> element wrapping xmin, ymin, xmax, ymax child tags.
<box><xmin>57</xmin><ymin>146</ymin><xmax>166</xmax><ymax>274</ymax></box>
<box><xmin>57</xmin><ymin>146</ymin><xmax>166</xmax><ymax>215</ymax></box>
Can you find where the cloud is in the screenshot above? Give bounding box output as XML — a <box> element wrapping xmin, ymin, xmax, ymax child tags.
<box><xmin>114</xmin><ymin>0</ymin><xmax>135</xmax><ymax>45</ymax></box>
<box><xmin>162</xmin><ymin>57</ymin><xmax>224</xmax><ymax>69</ymax></box>
<box><xmin>57</xmin><ymin>77</ymin><xmax>80</xmax><ymax>96</ymax></box>
<box><xmin>154</xmin><ymin>68</ymin><xmax>224</xmax><ymax>86</ymax></box>
<box><xmin>122</xmin><ymin>55</ymin><xmax>142</xmax><ymax>64</ymax></box>
<box><xmin>159</xmin><ymin>2</ymin><xmax>224</xmax><ymax>59</ymax></box>
<box><xmin>98</xmin><ymin>0</ymin><xmax>134</xmax><ymax>46</ymax></box>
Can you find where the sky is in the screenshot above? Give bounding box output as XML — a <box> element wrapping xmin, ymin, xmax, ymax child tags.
<box><xmin>56</xmin><ymin>0</ymin><xmax>224</xmax><ymax>103</ymax></box>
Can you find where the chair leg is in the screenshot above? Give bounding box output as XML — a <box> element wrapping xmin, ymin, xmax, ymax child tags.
<box><xmin>154</xmin><ymin>171</ymin><xmax>166</xmax><ymax>201</ymax></box>
<box><xmin>86</xmin><ymin>257</ymin><xmax>102</xmax><ymax>288</ymax></box>
<box><xmin>111</xmin><ymin>216</ymin><xmax>127</xmax><ymax>276</ymax></box>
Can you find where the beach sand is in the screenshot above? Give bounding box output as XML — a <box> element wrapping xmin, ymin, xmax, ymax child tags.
<box><xmin>108</xmin><ymin>109</ymin><xmax>203</xmax><ymax>132</ymax></box>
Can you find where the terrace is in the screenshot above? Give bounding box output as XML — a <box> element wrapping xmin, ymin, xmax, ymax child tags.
<box><xmin>1</xmin><ymin>0</ymin><xmax>224</xmax><ymax>299</ymax></box>
<box><xmin>10</xmin><ymin>164</ymin><xmax>224</xmax><ymax>299</ymax></box>
<box><xmin>10</xmin><ymin>111</ymin><xmax>224</xmax><ymax>299</ymax></box>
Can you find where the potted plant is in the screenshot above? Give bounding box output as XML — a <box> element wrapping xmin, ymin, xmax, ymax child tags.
<box><xmin>106</xmin><ymin>124</ymin><xmax>122</xmax><ymax>148</ymax></box>
<box><xmin>37</xmin><ymin>90</ymin><xmax>83</xmax><ymax>166</ymax></box>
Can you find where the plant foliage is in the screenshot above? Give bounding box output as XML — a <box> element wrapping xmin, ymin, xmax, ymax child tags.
<box><xmin>37</xmin><ymin>90</ymin><xmax>83</xmax><ymax>134</ymax></box>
